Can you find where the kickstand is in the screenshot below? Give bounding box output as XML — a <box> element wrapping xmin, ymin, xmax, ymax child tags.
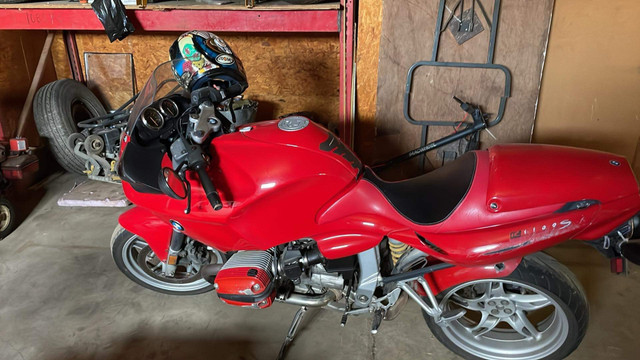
<box><xmin>276</xmin><ymin>306</ymin><xmax>308</xmax><ymax>360</ymax></box>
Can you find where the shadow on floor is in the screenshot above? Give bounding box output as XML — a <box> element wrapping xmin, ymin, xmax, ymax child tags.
<box><xmin>45</xmin><ymin>335</ymin><xmax>262</xmax><ymax>360</ymax></box>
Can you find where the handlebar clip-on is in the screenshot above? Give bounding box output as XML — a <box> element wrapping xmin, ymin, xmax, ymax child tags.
<box><xmin>163</xmin><ymin>86</ymin><xmax>226</xmax><ymax>211</ymax></box>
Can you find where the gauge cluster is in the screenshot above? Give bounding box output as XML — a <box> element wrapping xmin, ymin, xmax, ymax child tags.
<box><xmin>135</xmin><ymin>95</ymin><xmax>188</xmax><ymax>144</ymax></box>
<box><xmin>141</xmin><ymin>98</ymin><xmax>181</xmax><ymax>131</ymax></box>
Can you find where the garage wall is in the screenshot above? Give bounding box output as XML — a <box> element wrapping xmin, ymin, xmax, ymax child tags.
<box><xmin>532</xmin><ymin>0</ymin><xmax>640</xmax><ymax>174</ymax></box>
<box><xmin>355</xmin><ymin>0</ymin><xmax>382</xmax><ymax>159</ymax></box>
<box><xmin>0</xmin><ymin>30</ymin><xmax>57</xmax><ymax>146</ymax></box>
<box><xmin>50</xmin><ymin>31</ymin><xmax>340</xmax><ymax>128</ymax></box>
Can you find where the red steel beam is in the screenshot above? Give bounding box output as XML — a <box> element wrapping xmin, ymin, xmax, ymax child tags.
<box><xmin>0</xmin><ymin>9</ymin><xmax>340</xmax><ymax>32</ymax></box>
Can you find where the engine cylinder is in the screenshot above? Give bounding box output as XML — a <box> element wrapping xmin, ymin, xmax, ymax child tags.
<box><xmin>214</xmin><ymin>251</ymin><xmax>275</xmax><ymax>309</ymax></box>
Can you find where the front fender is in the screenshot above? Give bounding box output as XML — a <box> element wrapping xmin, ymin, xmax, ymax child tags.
<box><xmin>119</xmin><ymin>207</ymin><xmax>172</xmax><ymax>262</ymax></box>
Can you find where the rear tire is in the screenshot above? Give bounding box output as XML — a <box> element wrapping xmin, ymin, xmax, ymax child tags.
<box><xmin>424</xmin><ymin>253</ymin><xmax>589</xmax><ymax>360</ymax></box>
<box><xmin>34</xmin><ymin>79</ymin><xmax>106</xmax><ymax>174</ymax></box>
<box><xmin>110</xmin><ymin>225</ymin><xmax>220</xmax><ymax>295</ymax></box>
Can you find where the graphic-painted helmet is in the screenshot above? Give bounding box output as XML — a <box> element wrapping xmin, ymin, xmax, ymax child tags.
<box><xmin>169</xmin><ymin>31</ymin><xmax>248</xmax><ymax>97</ymax></box>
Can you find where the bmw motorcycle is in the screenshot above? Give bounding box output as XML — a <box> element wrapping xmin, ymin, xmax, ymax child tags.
<box><xmin>112</xmin><ymin>60</ymin><xmax>640</xmax><ymax>360</ymax></box>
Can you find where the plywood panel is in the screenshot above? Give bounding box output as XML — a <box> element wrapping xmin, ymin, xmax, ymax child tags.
<box><xmin>85</xmin><ymin>52</ymin><xmax>135</xmax><ymax>111</ymax></box>
<box><xmin>373</xmin><ymin>0</ymin><xmax>553</xmax><ymax>179</ymax></box>
<box><xmin>0</xmin><ymin>30</ymin><xmax>58</xmax><ymax>145</ymax></box>
<box><xmin>50</xmin><ymin>31</ymin><xmax>339</xmax><ymax>127</ymax></box>
<box><xmin>355</xmin><ymin>0</ymin><xmax>383</xmax><ymax>163</ymax></box>
<box><xmin>50</xmin><ymin>32</ymin><xmax>72</xmax><ymax>79</ymax></box>
<box><xmin>533</xmin><ymin>0</ymin><xmax>640</xmax><ymax>162</ymax></box>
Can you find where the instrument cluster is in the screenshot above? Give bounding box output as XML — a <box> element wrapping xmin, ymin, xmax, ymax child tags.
<box><xmin>141</xmin><ymin>98</ymin><xmax>180</xmax><ymax>131</ymax></box>
<box><xmin>135</xmin><ymin>95</ymin><xmax>188</xmax><ymax>145</ymax></box>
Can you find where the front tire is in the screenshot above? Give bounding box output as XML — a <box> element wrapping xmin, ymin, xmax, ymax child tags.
<box><xmin>424</xmin><ymin>252</ymin><xmax>588</xmax><ymax>360</ymax></box>
<box><xmin>110</xmin><ymin>225</ymin><xmax>221</xmax><ymax>295</ymax></box>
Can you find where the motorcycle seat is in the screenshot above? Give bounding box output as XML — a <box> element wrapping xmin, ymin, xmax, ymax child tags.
<box><xmin>363</xmin><ymin>152</ymin><xmax>476</xmax><ymax>225</ymax></box>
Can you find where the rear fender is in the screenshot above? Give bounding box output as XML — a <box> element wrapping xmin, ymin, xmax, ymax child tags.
<box><xmin>420</xmin><ymin>258</ymin><xmax>521</xmax><ymax>296</ymax></box>
<box><xmin>119</xmin><ymin>207</ymin><xmax>172</xmax><ymax>262</ymax></box>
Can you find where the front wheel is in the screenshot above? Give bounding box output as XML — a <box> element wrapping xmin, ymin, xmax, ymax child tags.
<box><xmin>424</xmin><ymin>252</ymin><xmax>589</xmax><ymax>360</ymax></box>
<box><xmin>110</xmin><ymin>225</ymin><xmax>223</xmax><ymax>295</ymax></box>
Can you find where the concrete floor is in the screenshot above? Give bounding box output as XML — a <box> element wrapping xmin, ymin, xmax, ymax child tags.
<box><xmin>1</xmin><ymin>173</ymin><xmax>639</xmax><ymax>360</ymax></box>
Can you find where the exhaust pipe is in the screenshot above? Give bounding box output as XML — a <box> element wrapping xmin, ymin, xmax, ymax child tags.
<box><xmin>276</xmin><ymin>291</ymin><xmax>337</xmax><ymax>307</ymax></box>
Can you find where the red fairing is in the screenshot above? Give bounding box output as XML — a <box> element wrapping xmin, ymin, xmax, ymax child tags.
<box><xmin>119</xmin><ymin>207</ymin><xmax>173</xmax><ymax>262</ymax></box>
<box><xmin>122</xmin><ymin>120</ymin><xmax>361</xmax><ymax>255</ymax></box>
<box><xmin>120</xmin><ymin>118</ymin><xmax>640</xmax><ymax>290</ymax></box>
<box><xmin>316</xmin><ymin>144</ymin><xmax>640</xmax><ymax>264</ymax></box>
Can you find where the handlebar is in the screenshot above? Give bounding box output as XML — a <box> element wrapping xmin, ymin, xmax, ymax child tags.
<box><xmin>194</xmin><ymin>163</ymin><xmax>223</xmax><ymax>211</ymax></box>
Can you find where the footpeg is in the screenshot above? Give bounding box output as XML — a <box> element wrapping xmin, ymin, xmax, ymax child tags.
<box><xmin>370</xmin><ymin>309</ymin><xmax>384</xmax><ymax>334</ymax></box>
<box><xmin>340</xmin><ymin>313</ymin><xmax>349</xmax><ymax>327</ymax></box>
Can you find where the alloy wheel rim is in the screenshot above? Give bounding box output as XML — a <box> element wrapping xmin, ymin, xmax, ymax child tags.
<box><xmin>120</xmin><ymin>234</ymin><xmax>221</xmax><ymax>292</ymax></box>
<box><xmin>438</xmin><ymin>279</ymin><xmax>569</xmax><ymax>360</ymax></box>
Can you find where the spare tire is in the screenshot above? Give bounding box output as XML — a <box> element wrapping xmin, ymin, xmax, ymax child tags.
<box><xmin>34</xmin><ymin>79</ymin><xmax>106</xmax><ymax>174</ymax></box>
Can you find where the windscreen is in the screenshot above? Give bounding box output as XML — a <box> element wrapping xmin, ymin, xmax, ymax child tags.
<box><xmin>127</xmin><ymin>60</ymin><xmax>184</xmax><ymax>133</ymax></box>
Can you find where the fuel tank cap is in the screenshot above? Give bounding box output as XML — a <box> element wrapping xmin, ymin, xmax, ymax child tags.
<box><xmin>278</xmin><ymin>116</ymin><xmax>309</xmax><ymax>132</ymax></box>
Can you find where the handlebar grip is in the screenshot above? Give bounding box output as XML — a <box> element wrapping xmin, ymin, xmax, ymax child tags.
<box><xmin>195</xmin><ymin>165</ymin><xmax>223</xmax><ymax>211</ymax></box>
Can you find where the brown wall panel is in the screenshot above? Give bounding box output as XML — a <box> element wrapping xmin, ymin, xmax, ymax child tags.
<box><xmin>355</xmin><ymin>0</ymin><xmax>383</xmax><ymax>159</ymax></box>
<box><xmin>0</xmin><ymin>30</ymin><xmax>58</xmax><ymax>145</ymax></box>
<box><xmin>533</xmin><ymin>0</ymin><xmax>640</xmax><ymax>166</ymax></box>
<box><xmin>50</xmin><ymin>32</ymin><xmax>72</xmax><ymax>79</ymax></box>
<box><xmin>372</xmin><ymin>0</ymin><xmax>553</xmax><ymax>179</ymax></box>
<box><xmin>50</xmin><ymin>31</ymin><xmax>340</xmax><ymax>127</ymax></box>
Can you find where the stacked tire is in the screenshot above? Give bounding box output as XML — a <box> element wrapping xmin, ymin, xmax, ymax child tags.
<box><xmin>33</xmin><ymin>79</ymin><xmax>106</xmax><ymax>174</ymax></box>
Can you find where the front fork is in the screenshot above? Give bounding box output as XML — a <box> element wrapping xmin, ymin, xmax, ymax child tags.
<box><xmin>163</xmin><ymin>229</ymin><xmax>186</xmax><ymax>276</ymax></box>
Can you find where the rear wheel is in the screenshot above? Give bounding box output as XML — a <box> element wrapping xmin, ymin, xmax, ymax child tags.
<box><xmin>424</xmin><ymin>253</ymin><xmax>588</xmax><ymax>360</ymax></box>
<box><xmin>110</xmin><ymin>225</ymin><xmax>224</xmax><ymax>295</ymax></box>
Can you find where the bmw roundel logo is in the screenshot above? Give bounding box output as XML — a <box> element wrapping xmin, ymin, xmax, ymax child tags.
<box><xmin>170</xmin><ymin>220</ymin><xmax>184</xmax><ymax>232</ymax></box>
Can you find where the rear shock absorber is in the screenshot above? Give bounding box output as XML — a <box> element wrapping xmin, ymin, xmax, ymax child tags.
<box><xmin>388</xmin><ymin>238</ymin><xmax>410</xmax><ymax>266</ymax></box>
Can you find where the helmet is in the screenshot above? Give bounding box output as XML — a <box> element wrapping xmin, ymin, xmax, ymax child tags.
<box><xmin>169</xmin><ymin>31</ymin><xmax>248</xmax><ymax>97</ymax></box>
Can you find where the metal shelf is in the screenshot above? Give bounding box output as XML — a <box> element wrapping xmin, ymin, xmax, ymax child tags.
<box><xmin>0</xmin><ymin>0</ymin><xmax>354</xmax><ymax>145</ymax></box>
<box><xmin>0</xmin><ymin>1</ymin><xmax>340</xmax><ymax>32</ymax></box>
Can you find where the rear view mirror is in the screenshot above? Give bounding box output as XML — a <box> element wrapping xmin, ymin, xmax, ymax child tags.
<box><xmin>158</xmin><ymin>167</ymin><xmax>187</xmax><ymax>199</ymax></box>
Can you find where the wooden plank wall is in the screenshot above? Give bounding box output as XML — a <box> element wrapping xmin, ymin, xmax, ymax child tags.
<box><xmin>0</xmin><ymin>30</ymin><xmax>58</xmax><ymax>145</ymax></box>
<box><xmin>533</xmin><ymin>0</ymin><xmax>640</xmax><ymax>171</ymax></box>
<box><xmin>355</xmin><ymin>0</ymin><xmax>383</xmax><ymax>163</ymax></box>
<box><xmin>50</xmin><ymin>31</ymin><xmax>340</xmax><ymax>128</ymax></box>
<box><xmin>358</xmin><ymin>0</ymin><xmax>553</xmax><ymax>179</ymax></box>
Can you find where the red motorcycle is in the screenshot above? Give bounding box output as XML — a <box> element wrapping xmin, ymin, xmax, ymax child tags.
<box><xmin>112</xmin><ymin>60</ymin><xmax>640</xmax><ymax>360</ymax></box>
